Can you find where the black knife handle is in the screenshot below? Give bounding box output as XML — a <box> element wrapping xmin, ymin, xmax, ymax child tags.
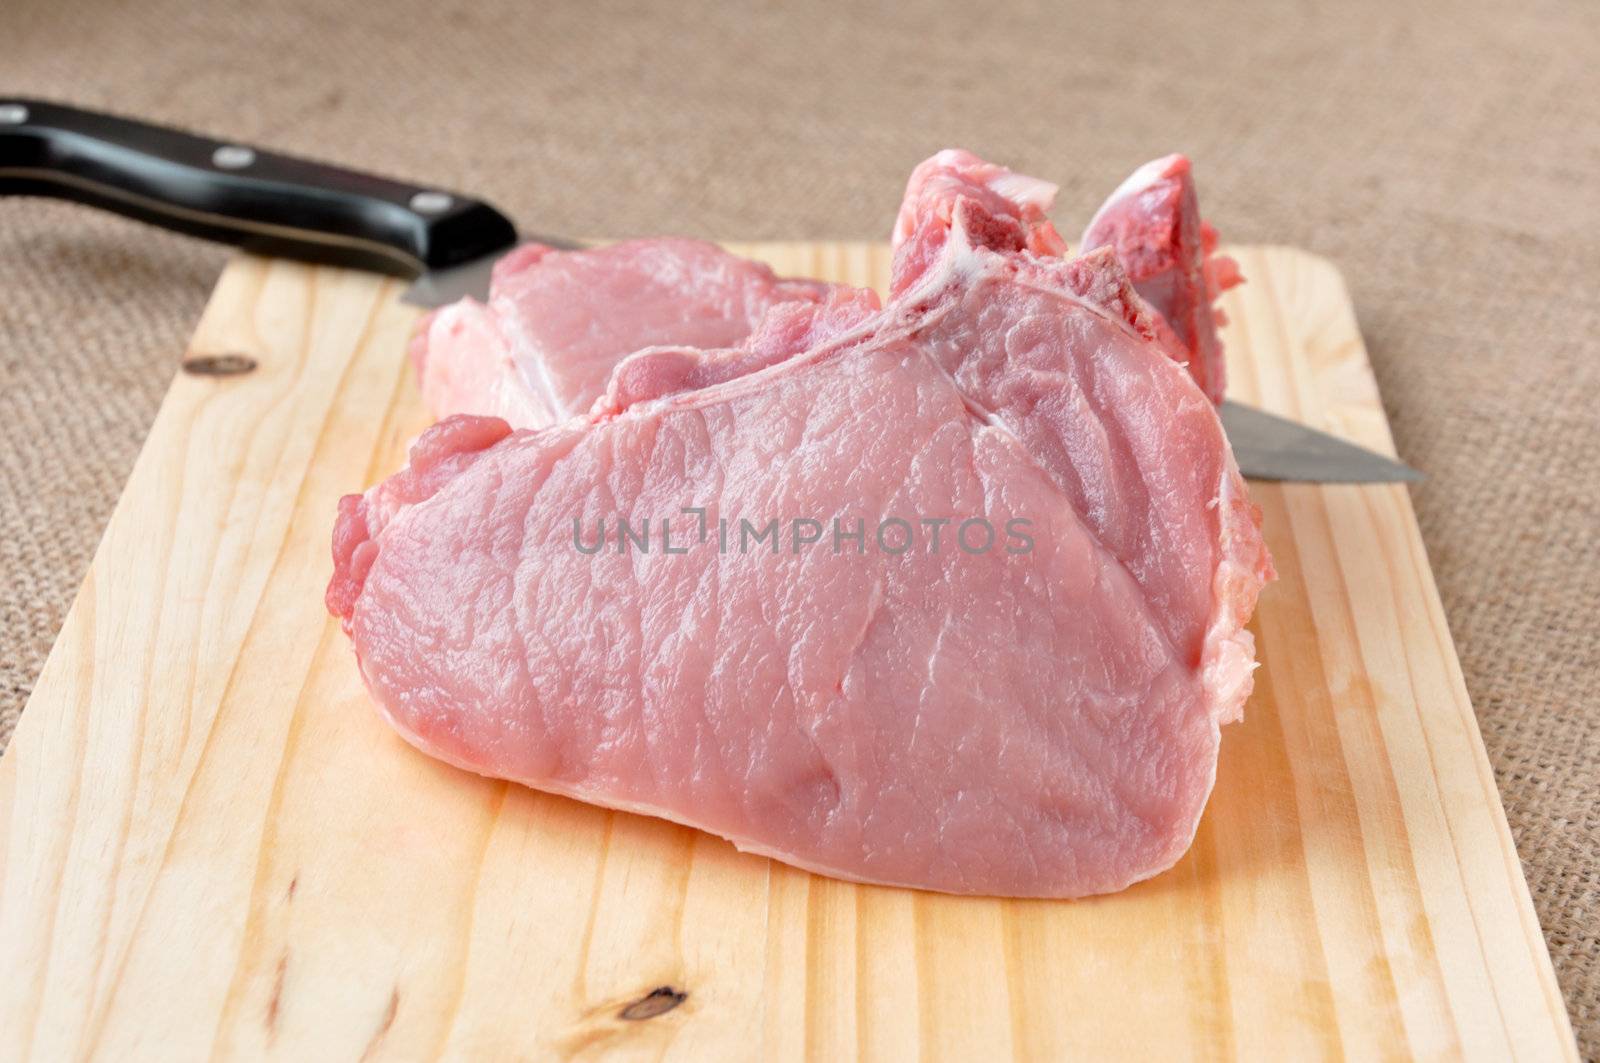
<box><xmin>0</xmin><ymin>98</ymin><xmax>517</xmax><ymax>276</ymax></box>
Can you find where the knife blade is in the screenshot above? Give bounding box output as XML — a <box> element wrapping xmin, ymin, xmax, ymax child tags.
<box><xmin>1221</xmin><ymin>401</ymin><xmax>1422</xmax><ymax>483</ymax></box>
<box><xmin>3</xmin><ymin>99</ymin><xmax>1422</xmax><ymax>485</ymax></box>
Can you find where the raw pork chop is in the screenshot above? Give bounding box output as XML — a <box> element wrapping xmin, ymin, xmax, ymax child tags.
<box><xmin>409</xmin><ymin>238</ymin><xmax>841</xmax><ymax>427</ymax></box>
<box><xmin>1079</xmin><ymin>155</ymin><xmax>1244</xmax><ymax>403</ymax></box>
<box><xmin>328</xmin><ymin>153</ymin><xmax>1272</xmax><ymax>898</ymax></box>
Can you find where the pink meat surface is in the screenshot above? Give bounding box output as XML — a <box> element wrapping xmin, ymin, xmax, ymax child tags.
<box><xmin>328</xmin><ymin>153</ymin><xmax>1272</xmax><ymax>898</ymax></box>
<box><xmin>890</xmin><ymin>148</ymin><xmax>1068</xmax><ymax>297</ymax></box>
<box><xmin>1079</xmin><ymin>155</ymin><xmax>1244</xmax><ymax>404</ymax></box>
<box><xmin>592</xmin><ymin>286</ymin><xmax>882</xmax><ymax>417</ymax></box>
<box><xmin>409</xmin><ymin>238</ymin><xmax>841</xmax><ymax>427</ymax></box>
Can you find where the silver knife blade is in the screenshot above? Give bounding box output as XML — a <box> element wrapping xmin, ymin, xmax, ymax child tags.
<box><xmin>1220</xmin><ymin>400</ymin><xmax>1422</xmax><ymax>483</ymax></box>
<box><xmin>402</xmin><ymin>235</ymin><xmax>583</xmax><ymax>308</ymax></box>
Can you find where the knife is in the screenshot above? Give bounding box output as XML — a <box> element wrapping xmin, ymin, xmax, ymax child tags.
<box><xmin>0</xmin><ymin>97</ymin><xmax>527</xmax><ymax>279</ymax></box>
<box><xmin>0</xmin><ymin>98</ymin><xmax>1420</xmax><ymax>484</ymax></box>
<box><xmin>1219</xmin><ymin>402</ymin><xmax>1420</xmax><ymax>483</ymax></box>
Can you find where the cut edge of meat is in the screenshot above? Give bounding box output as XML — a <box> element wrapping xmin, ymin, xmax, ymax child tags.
<box><xmin>327</xmin><ymin>414</ymin><xmax>516</xmax><ymax>632</ymax></box>
<box><xmin>1204</xmin><ymin>465</ymin><xmax>1274</xmax><ymax>726</ymax></box>
<box><xmin>1080</xmin><ymin>154</ymin><xmax>1244</xmax><ymax>404</ymax></box>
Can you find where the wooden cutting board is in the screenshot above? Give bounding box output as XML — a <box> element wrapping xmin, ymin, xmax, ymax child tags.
<box><xmin>0</xmin><ymin>244</ymin><xmax>1576</xmax><ymax>1060</ymax></box>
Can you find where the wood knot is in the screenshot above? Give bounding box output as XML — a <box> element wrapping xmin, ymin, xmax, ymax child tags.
<box><xmin>618</xmin><ymin>986</ymin><xmax>687</xmax><ymax>1021</ymax></box>
<box><xmin>182</xmin><ymin>353</ymin><xmax>258</xmax><ymax>376</ymax></box>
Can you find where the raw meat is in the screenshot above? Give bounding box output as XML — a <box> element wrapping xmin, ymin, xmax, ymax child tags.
<box><xmin>328</xmin><ymin>152</ymin><xmax>1272</xmax><ymax>898</ymax></box>
<box><xmin>409</xmin><ymin>238</ymin><xmax>842</xmax><ymax>427</ymax></box>
<box><xmin>413</xmin><ymin>153</ymin><xmax>1241</xmax><ymax>427</ymax></box>
<box><xmin>890</xmin><ymin>148</ymin><xmax>1068</xmax><ymax>296</ymax></box>
<box><xmin>1079</xmin><ymin>155</ymin><xmax>1244</xmax><ymax>403</ymax></box>
<box><xmin>593</xmin><ymin>285</ymin><xmax>882</xmax><ymax>417</ymax></box>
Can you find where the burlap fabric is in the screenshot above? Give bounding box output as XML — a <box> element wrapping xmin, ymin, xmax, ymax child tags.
<box><xmin>5</xmin><ymin>0</ymin><xmax>1596</xmax><ymax>1048</ymax></box>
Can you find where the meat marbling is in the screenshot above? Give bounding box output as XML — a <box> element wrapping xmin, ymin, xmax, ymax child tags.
<box><xmin>328</xmin><ymin>152</ymin><xmax>1272</xmax><ymax>898</ymax></box>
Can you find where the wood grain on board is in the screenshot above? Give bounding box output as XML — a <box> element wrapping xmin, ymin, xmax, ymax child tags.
<box><xmin>0</xmin><ymin>244</ymin><xmax>1576</xmax><ymax>1060</ymax></box>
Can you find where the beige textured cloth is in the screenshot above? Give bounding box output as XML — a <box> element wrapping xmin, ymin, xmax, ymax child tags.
<box><xmin>5</xmin><ymin>0</ymin><xmax>1597</xmax><ymax>1047</ymax></box>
